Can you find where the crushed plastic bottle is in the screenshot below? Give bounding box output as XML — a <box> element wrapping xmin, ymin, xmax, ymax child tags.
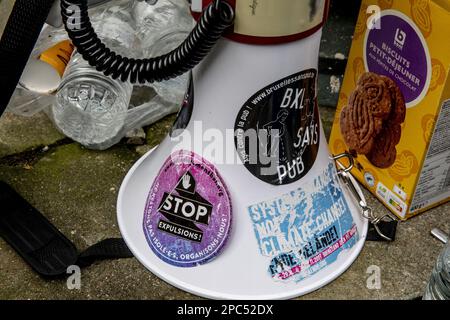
<box><xmin>52</xmin><ymin>0</ymin><xmax>137</xmax><ymax>149</ymax></box>
<box><xmin>133</xmin><ymin>0</ymin><xmax>193</xmax><ymax>48</ymax></box>
<box><xmin>7</xmin><ymin>1</ymin><xmax>111</xmax><ymax>117</ymax></box>
<box><xmin>51</xmin><ymin>0</ymin><xmax>193</xmax><ymax>150</ymax></box>
<box><xmin>133</xmin><ymin>0</ymin><xmax>193</xmax><ymax>109</ymax></box>
<box><xmin>423</xmin><ymin>240</ymin><xmax>450</xmax><ymax>300</ymax></box>
<box><xmin>7</xmin><ymin>0</ymin><xmax>193</xmax><ymax>149</ymax></box>
<box><xmin>53</xmin><ymin>53</ymin><xmax>133</xmax><ymax>149</ymax></box>
<box><xmin>52</xmin><ymin>0</ymin><xmax>189</xmax><ymax>150</ymax></box>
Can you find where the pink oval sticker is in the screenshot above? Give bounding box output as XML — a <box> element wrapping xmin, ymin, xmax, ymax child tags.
<box><xmin>143</xmin><ymin>150</ymin><xmax>232</xmax><ymax>267</ymax></box>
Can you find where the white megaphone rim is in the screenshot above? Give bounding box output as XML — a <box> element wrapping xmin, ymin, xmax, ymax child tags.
<box><xmin>117</xmin><ymin>146</ymin><xmax>368</xmax><ymax>300</ymax></box>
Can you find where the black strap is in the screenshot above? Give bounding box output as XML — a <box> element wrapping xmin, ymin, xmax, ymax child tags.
<box><xmin>1</xmin><ymin>177</ymin><xmax>395</xmax><ymax>278</ymax></box>
<box><xmin>77</xmin><ymin>238</ymin><xmax>133</xmax><ymax>268</ymax></box>
<box><xmin>0</xmin><ymin>181</ymin><xmax>132</xmax><ymax>278</ymax></box>
<box><xmin>0</xmin><ymin>0</ymin><xmax>56</xmax><ymax>115</ymax></box>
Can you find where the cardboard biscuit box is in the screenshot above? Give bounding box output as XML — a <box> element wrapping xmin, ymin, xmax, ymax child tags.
<box><xmin>330</xmin><ymin>0</ymin><xmax>450</xmax><ymax>220</ymax></box>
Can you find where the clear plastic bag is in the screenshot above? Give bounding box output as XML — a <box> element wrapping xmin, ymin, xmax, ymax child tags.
<box><xmin>7</xmin><ymin>0</ymin><xmax>194</xmax><ymax>150</ymax></box>
<box><xmin>6</xmin><ymin>24</ymin><xmax>68</xmax><ymax>117</ymax></box>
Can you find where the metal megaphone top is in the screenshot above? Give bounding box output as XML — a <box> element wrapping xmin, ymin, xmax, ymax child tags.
<box><xmin>191</xmin><ymin>0</ymin><xmax>329</xmax><ymax>44</ymax></box>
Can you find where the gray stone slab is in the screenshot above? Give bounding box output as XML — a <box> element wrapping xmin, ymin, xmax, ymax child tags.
<box><xmin>0</xmin><ymin>112</ymin><xmax>65</xmax><ymax>158</ymax></box>
<box><xmin>0</xmin><ymin>109</ymin><xmax>449</xmax><ymax>300</ymax></box>
<box><xmin>320</xmin><ymin>0</ymin><xmax>361</xmax><ymax>61</ymax></box>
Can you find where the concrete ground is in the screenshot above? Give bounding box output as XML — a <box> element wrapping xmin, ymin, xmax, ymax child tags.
<box><xmin>0</xmin><ymin>108</ymin><xmax>448</xmax><ymax>300</ymax></box>
<box><xmin>1</xmin><ymin>0</ymin><xmax>449</xmax><ymax>300</ymax></box>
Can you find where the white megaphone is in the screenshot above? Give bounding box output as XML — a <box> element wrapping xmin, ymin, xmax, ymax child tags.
<box><xmin>117</xmin><ymin>0</ymin><xmax>368</xmax><ymax>299</ymax></box>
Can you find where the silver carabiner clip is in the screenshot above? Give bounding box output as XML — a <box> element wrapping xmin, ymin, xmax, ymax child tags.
<box><xmin>371</xmin><ymin>212</ymin><xmax>396</xmax><ymax>241</ymax></box>
<box><xmin>331</xmin><ymin>153</ymin><xmax>395</xmax><ymax>241</ymax></box>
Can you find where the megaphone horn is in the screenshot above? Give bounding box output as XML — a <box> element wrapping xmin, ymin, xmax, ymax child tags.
<box><xmin>117</xmin><ymin>0</ymin><xmax>368</xmax><ymax>299</ymax></box>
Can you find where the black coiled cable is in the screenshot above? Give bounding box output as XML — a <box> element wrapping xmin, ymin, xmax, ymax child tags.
<box><xmin>60</xmin><ymin>0</ymin><xmax>234</xmax><ymax>84</ymax></box>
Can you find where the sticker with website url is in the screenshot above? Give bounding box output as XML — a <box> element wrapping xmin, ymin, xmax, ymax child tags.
<box><xmin>234</xmin><ymin>70</ymin><xmax>320</xmax><ymax>186</ymax></box>
<box><xmin>143</xmin><ymin>150</ymin><xmax>232</xmax><ymax>267</ymax></box>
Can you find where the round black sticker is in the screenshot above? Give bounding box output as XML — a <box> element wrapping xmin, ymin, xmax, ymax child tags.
<box><xmin>234</xmin><ymin>70</ymin><xmax>320</xmax><ymax>186</ymax></box>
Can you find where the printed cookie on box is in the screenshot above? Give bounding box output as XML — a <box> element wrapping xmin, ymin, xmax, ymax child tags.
<box><xmin>330</xmin><ymin>0</ymin><xmax>450</xmax><ymax>220</ymax></box>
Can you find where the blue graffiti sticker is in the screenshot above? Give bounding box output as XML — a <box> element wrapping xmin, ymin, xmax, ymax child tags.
<box><xmin>247</xmin><ymin>163</ymin><xmax>359</xmax><ymax>283</ymax></box>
